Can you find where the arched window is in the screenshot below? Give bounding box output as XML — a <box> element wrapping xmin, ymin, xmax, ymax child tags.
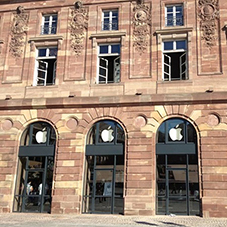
<box><xmin>156</xmin><ymin>118</ymin><xmax>200</xmax><ymax>216</ymax></box>
<box><xmin>83</xmin><ymin>120</ymin><xmax>125</xmax><ymax>214</ymax></box>
<box><xmin>13</xmin><ymin>122</ymin><xmax>56</xmax><ymax>213</ymax></box>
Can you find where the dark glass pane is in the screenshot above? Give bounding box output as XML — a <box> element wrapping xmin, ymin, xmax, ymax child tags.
<box><xmin>49</xmin><ymin>48</ymin><xmax>57</xmax><ymax>57</ymax></box>
<box><xmin>187</xmin><ymin>123</ymin><xmax>196</xmax><ymax>143</ymax></box>
<box><xmin>96</xmin><ymin>155</ymin><xmax>114</xmax><ymax>167</ymax></box>
<box><xmin>176</xmin><ymin>6</ymin><xmax>183</xmax><ymax>12</ymax></box>
<box><xmin>28</xmin><ymin>157</ymin><xmax>45</xmax><ymax>169</ymax></box>
<box><xmin>164</xmin><ymin>41</ymin><xmax>173</xmax><ymax>50</ymax></box>
<box><xmin>38</xmin><ymin>49</ymin><xmax>46</xmax><ymax>57</ymax></box>
<box><xmin>176</xmin><ymin>40</ymin><xmax>186</xmax><ymax>50</ymax></box>
<box><xmin>167</xmin><ymin>154</ymin><xmax>186</xmax><ymax>165</ymax></box>
<box><xmin>112</xmin><ymin>11</ymin><xmax>118</xmax><ymax>17</ymax></box>
<box><xmin>100</xmin><ymin>45</ymin><xmax>108</xmax><ymax>54</ymax></box>
<box><xmin>157</xmin><ymin>197</ymin><xmax>166</xmax><ymax>215</ymax></box>
<box><xmin>44</xmin><ymin>16</ymin><xmax>50</xmax><ymax>22</ymax></box>
<box><xmin>103</xmin><ymin>12</ymin><xmax>110</xmax><ymax>17</ymax></box>
<box><xmin>111</xmin><ymin>44</ymin><xmax>120</xmax><ymax>54</ymax></box>
<box><xmin>167</xmin><ymin>7</ymin><xmax>173</xmax><ymax>13</ymax></box>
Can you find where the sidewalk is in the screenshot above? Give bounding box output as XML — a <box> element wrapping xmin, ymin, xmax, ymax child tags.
<box><xmin>0</xmin><ymin>213</ymin><xmax>227</xmax><ymax>227</ymax></box>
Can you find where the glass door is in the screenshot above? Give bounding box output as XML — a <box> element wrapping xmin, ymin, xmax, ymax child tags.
<box><xmin>167</xmin><ymin>168</ymin><xmax>188</xmax><ymax>215</ymax></box>
<box><xmin>93</xmin><ymin>169</ymin><xmax>114</xmax><ymax>213</ymax></box>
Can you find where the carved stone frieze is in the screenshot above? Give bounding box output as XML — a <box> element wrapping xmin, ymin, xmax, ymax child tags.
<box><xmin>198</xmin><ymin>0</ymin><xmax>219</xmax><ymax>48</ymax></box>
<box><xmin>9</xmin><ymin>6</ymin><xmax>28</xmax><ymax>58</ymax></box>
<box><xmin>69</xmin><ymin>1</ymin><xmax>88</xmax><ymax>56</ymax></box>
<box><xmin>132</xmin><ymin>0</ymin><xmax>151</xmax><ymax>54</ymax></box>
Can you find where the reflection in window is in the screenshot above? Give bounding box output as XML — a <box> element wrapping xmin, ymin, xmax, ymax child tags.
<box><xmin>157</xmin><ymin>118</ymin><xmax>196</xmax><ymax>144</ymax></box>
<box><xmin>20</xmin><ymin>122</ymin><xmax>56</xmax><ymax>146</ymax></box>
<box><xmin>87</xmin><ymin>120</ymin><xmax>124</xmax><ymax>145</ymax></box>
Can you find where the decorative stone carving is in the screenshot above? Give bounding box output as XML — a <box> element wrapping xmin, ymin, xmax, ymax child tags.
<box><xmin>69</xmin><ymin>1</ymin><xmax>88</xmax><ymax>56</ymax></box>
<box><xmin>9</xmin><ymin>6</ymin><xmax>28</xmax><ymax>58</ymax></box>
<box><xmin>198</xmin><ymin>0</ymin><xmax>219</xmax><ymax>48</ymax></box>
<box><xmin>132</xmin><ymin>0</ymin><xmax>151</xmax><ymax>54</ymax></box>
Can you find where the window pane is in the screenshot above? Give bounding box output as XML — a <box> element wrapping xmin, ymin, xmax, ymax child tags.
<box><xmin>112</xmin><ymin>11</ymin><xmax>118</xmax><ymax>17</ymax></box>
<box><xmin>49</xmin><ymin>48</ymin><xmax>58</xmax><ymax>56</ymax></box>
<box><xmin>103</xmin><ymin>12</ymin><xmax>110</xmax><ymax>17</ymax></box>
<box><xmin>167</xmin><ymin>7</ymin><xmax>173</xmax><ymax>13</ymax></box>
<box><xmin>44</xmin><ymin>16</ymin><xmax>50</xmax><ymax>22</ymax></box>
<box><xmin>176</xmin><ymin>6</ymin><xmax>183</xmax><ymax>12</ymax></box>
<box><xmin>111</xmin><ymin>44</ymin><xmax>120</xmax><ymax>54</ymax></box>
<box><xmin>100</xmin><ymin>45</ymin><xmax>108</xmax><ymax>54</ymax></box>
<box><xmin>52</xmin><ymin>15</ymin><xmax>57</xmax><ymax>21</ymax></box>
<box><xmin>164</xmin><ymin>41</ymin><xmax>173</xmax><ymax>50</ymax></box>
<box><xmin>38</xmin><ymin>49</ymin><xmax>46</xmax><ymax>57</ymax></box>
<box><xmin>176</xmin><ymin>41</ymin><xmax>186</xmax><ymax>50</ymax></box>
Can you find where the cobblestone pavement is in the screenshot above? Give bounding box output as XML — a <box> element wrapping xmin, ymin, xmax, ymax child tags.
<box><xmin>0</xmin><ymin>214</ymin><xmax>227</xmax><ymax>227</ymax></box>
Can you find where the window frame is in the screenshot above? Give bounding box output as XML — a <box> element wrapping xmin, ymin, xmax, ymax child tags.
<box><xmin>165</xmin><ymin>4</ymin><xmax>184</xmax><ymax>27</ymax></box>
<box><xmin>41</xmin><ymin>14</ymin><xmax>58</xmax><ymax>35</ymax></box>
<box><xmin>162</xmin><ymin>40</ymin><xmax>188</xmax><ymax>81</ymax></box>
<box><xmin>33</xmin><ymin>46</ymin><xmax>58</xmax><ymax>86</ymax></box>
<box><xmin>102</xmin><ymin>9</ymin><xmax>119</xmax><ymax>31</ymax></box>
<box><xmin>97</xmin><ymin>43</ymin><xmax>121</xmax><ymax>84</ymax></box>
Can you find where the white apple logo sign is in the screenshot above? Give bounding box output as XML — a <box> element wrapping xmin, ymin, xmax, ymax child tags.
<box><xmin>101</xmin><ymin>126</ymin><xmax>114</xmax><ymax>142</ymax></box>
<box><xmin>36</xmin><ymin>130</ymin><xmax>47</xmax><ymax>143</ymax></box>
<box><xmin>169</xmin><ymin>125</ymin><xmax>183</xmax><ymax>141</ymax></box>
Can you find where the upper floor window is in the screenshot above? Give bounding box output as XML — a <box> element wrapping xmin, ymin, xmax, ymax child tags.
<box><xmin>163</xmin><ymin>40</ymin><xmax>187</xmax><ymax>81</ymax></box>
<box><xmin>41</xmin><ymin>14</ymin><xmax>57</xmax><ymax>35</ymax></box>
<box><xmin>33</xmin><ymin>47</ymin><xmax>57</xmax><ymax>86</ymax></box>
<box><xmin>102</xmin><ymin>10</ymin><xmax>118</xmax><ymax>31</ymax></box>
<box><xmin>97</xmin><ymin>44</ymin><xmax>120</xmax><ymax>84</ymax></box>
<box><xmin>165</xmin><ymin>5</ymin><xmax>183</xmax><ymax>27</ymax></box>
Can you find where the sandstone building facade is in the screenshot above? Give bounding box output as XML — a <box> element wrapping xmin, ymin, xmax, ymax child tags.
<box><xmin>0</xmin><ymin>0</ymin><xmax>227</xmax><ymax>218</ymax></box>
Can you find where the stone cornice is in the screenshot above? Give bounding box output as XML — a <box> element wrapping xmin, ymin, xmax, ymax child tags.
<box><xmin>155</xmin><ymin>27</ymin><xmax>193</xmax><ymax>35</ymax></box>
<box><xmin>0</xmin><ymin>92</ymin><xmax>226</xmax><ymax>110</ymax></box>
<box><xmin>28</xmin><ymin>35</ymin><xmax>63</xmax><ymax>42</ymax></box>
<box><xmin>90</xmin><ymin>31</ymin><xmax>126</xmax><ymax>39</ymax></box>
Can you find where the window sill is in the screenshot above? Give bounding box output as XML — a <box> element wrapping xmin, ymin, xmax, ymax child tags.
<box><xmin>26</xmin><ymin>85</ymin><xmax>58</xmax><ymax>89</ymax></box>
<box><xmin>29</xmin><ymin>35</ymin><xmax>63</xmax><ymax>42</ymax></box>
<box><xmin>90</xmin><ymin>31</ymin><xmax>126</xmax><ymax>39</ymax></box>
<box><xmin>157</xmin><ymin>80</ymin><xmax>193</xmax><ymax>84</ymax></box>
<box><xmin>92</xmin><ymin>82</ymin><xmax>124</xmax><ymax>87</ymax></box>
<box><xmin>156</xmin><ymin>27</ymin><xmax>193</xmax><ymax>35</ymax></box>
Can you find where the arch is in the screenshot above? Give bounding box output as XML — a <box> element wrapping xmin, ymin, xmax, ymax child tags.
<box><xmin>156</xmin><ymin>117</ymin><xmax>200</xmax><ymax>216</ymax></box>
<box><xmin>82</xmin><ymin>119</ymin><xmax>125</xmax><ymax>214</ymax></box>
<box><xmin>13</xmin><ymin>121</ymin><xmax>56</xmax><ymax>213</ymax></box>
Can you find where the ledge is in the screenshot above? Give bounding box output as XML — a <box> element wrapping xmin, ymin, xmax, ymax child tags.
<box><xmin>0</xmin><ymin>91</ymin><xmax>227</xmax><ymax>110</ymax></box>
<box><xmin>155</xmin><ymin>27</ymin><xmax>193</xmax><ymax>35</ymax></box>
<box><xmin>29</xmin><ymin>35</ymin><xmax>63</xmax><ymax>42</ymax></box>
<box><xmin>90</xmin><ymin>31</ymin><xmax>126</xmax><ymax>39</ymax></box>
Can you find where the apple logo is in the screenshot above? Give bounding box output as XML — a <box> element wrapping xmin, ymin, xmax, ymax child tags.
<box><xmin>101</xmin><ymin>126</ymin><xmax>114</xmax><ymax>142</ymax></box>
<box><xmin>35</xmin><ymin>130</ymin><xmax>47</xmax><ymax>143</ymax></box>
<box><xmin>169</xmin><ymin>124</ymin><xmax>183</xmax><ymax>141</ymax></box>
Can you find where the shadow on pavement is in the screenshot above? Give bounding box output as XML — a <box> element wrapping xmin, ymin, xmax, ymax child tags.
<box><xmin>135</xmin><ymin>221</ymin><xmax>158</xmax><ymax>226</ymax></box>
<box><xmin>160</xmin><ymin>222</ymin><xmax>186</xmax><ymax>227</ymax></box>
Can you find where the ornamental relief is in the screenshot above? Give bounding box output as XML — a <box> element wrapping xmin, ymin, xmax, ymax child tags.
<box><xmin>69</xmin><ymin>1</ymin><xmax>88</xmax><ymax>56</ymax></box>
<box><xmin>132</xmin><ymin>0</ymin><xmax>151</xmax><ymax>55</ymax></box>
<box><xmin>9</xmin><ymin>6</ymin><xmax>28</xmax><ymax>58</ymax></box>
<box><xmin>198</xmin><ymin>0</ymin><xmax>219</xmax><ymax>48</ymax></box>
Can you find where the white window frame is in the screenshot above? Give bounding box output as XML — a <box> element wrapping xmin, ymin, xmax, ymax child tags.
<box><xmin>41</xmin><ymin>14</ymin><xmax>58</xmax><ymax>35</ymax></box>
<box><xmin>97</xmin><ymin>43</ymin><xmax>121</xmax><ymax>84</ymax></box>
<box><xmin>162</xmin><ymin>40</ymin><xmax>188</xmax><ymax>81</ymax></box>
<box><xmin>102</xmin><ymin>9</ymin><xmax>119</xmax><ymax>31</ymax></box>
<box><xmin>33</xmin><ymin>47</ymin><xmax>57</xmax><ymax>86</ymax></box>
<box><xmin>165</xmin><ymin>4</ymin><xmax>183</xmax><ymax>27</ymax></box>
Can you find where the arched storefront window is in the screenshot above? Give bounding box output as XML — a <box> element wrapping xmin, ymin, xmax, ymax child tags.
<box><xmin>156</xmin><ymin>118</ymin><xmax>200</xmax><ymax>216</ymax></box>
<box><xmin>83</xmin><ymin>120</ymin><xmax>125</xmax><ymax>214</ymax></box>
<box><xmin>13</xmin><ymin>122</ymin><xmax>56</xmax><ymax>213</ymax></box>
